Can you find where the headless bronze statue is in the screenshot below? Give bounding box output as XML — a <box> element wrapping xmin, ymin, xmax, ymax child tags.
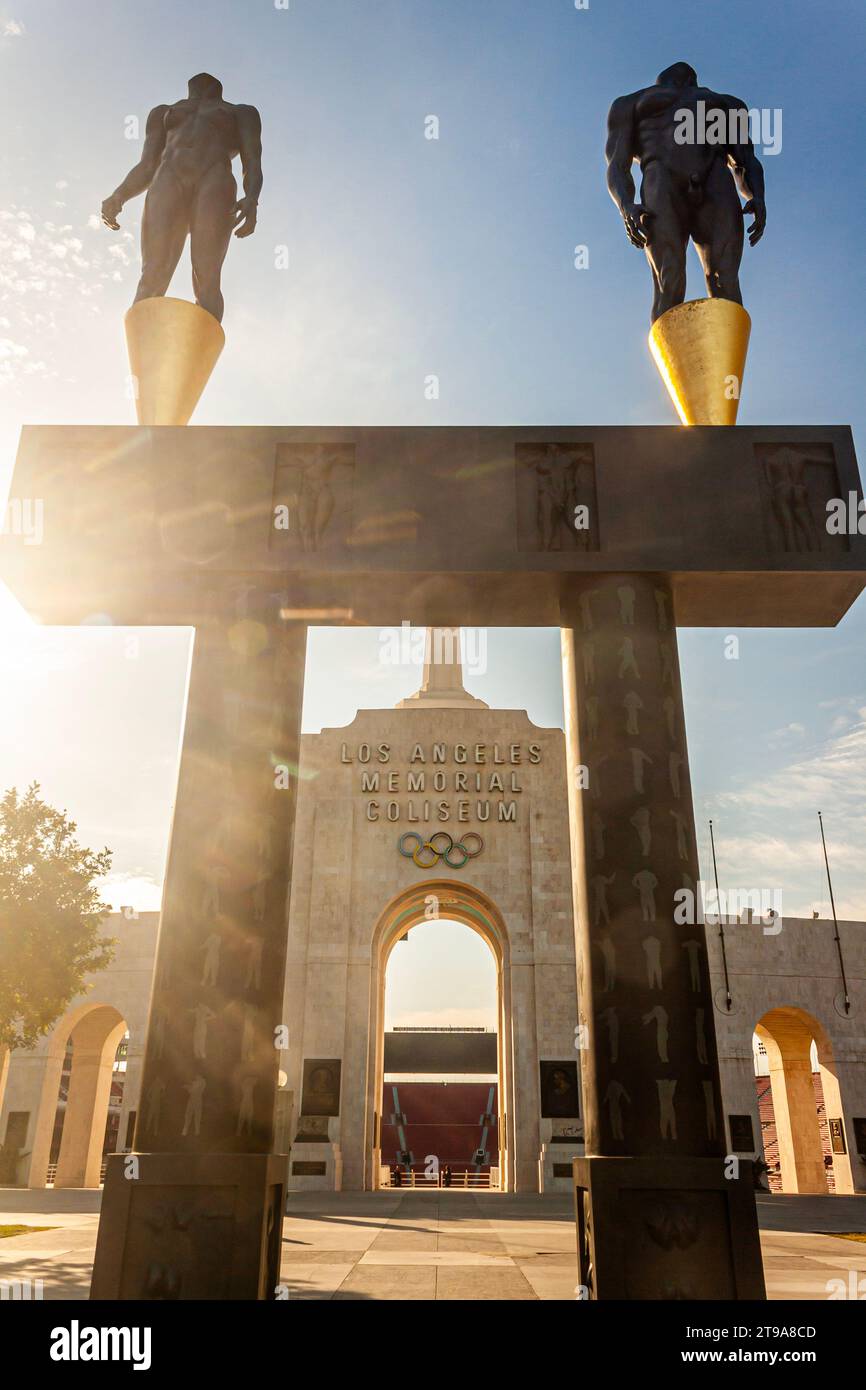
<box><xmin>102</xmin><ymin>73</ymin><xmax>262</xmax><ymax>324</ymax></box>
<box><xmin>605</xmin><ymin>62</ymin><xmax>766</xmax><ymax>323</ymax></box>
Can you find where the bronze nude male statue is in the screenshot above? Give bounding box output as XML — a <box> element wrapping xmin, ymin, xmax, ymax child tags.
<box><xmin>102</xmin><ymin>73</ymin><xmax>262</xmax><ymax>324</ymax></box>
<box><xmin>605</xmin><ymin>62</ymin><xmax>766</xmax><ymax>323</ymax></box>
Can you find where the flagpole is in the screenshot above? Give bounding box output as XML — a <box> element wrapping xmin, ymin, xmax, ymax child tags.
<box><xmin>818</xmin><ymin>811</ymin><xmax>851</xmax><ymax>1015</ymax></box>
<box><xmin>709</xmin><ymin>819</ymin><xmax>732</xmax><ymax>1012</ymax></box>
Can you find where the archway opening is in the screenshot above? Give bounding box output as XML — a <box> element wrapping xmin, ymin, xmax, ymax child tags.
<box><xmin>369</xmin><ymin>880</ymin><xmax>514</xmax><ymax>1192</ymax></box>
<box><xmin>47</xmin><ymin>1005</ymin><xmax>128</xmax><ymax>1189</ymax></box>
<box><xmin>381</xmin><ymin>917</ymin><xmax>499</xmax><ymax>1191</ymax></box>
<box><xmin>754</xmin><ymin>1007</ymin><xmax>852</xmax><ymax>1195</ymax></box>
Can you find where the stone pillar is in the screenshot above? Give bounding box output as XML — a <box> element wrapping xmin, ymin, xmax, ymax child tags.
<box><xmin>510</xmin><ymin>961</ymin><xmax>541</xmax><ymax>1191</ymax></box>
<box><xmin>816</xmin><ymin>1054</ymin><xmax>855</xmax><ymax>1194</ymax></box>
<box><xmin>118</xmin><ymin>1043</ymin><xmax>144</xmax><ymax>1152</ymax></box>
<box><xmin>499</xmin><ymin>965</ymin><xmax>516</xmax><ymax>1193</ymax></box>
<box><xmin>0</xmin><ymin>1047</ymin><xmax>9</xmax><ymax>1120</ymax></box>
<box><xmin>562</xmin><ymin>574</ymin><xmax>765</xmax><ymax>1299</ymax></box>
<box><xmin>341</xmin><ymin>958</ymin><xmax>372</xmax><ymax>1191</ymax></box>
<box><xmin>765</xmin><ymin>1048</ymin><xmax>826</xmax><ymax>1194</ymax></box>
<box><xmin>91</xmin><ymin>587</ymin><xmax>307</xmax><ymax>1300</ymax></box>
<box><xmin>23</xmin><ymin>1049</ymin><xmax>67</xmax><ymax>1188</ymax></box>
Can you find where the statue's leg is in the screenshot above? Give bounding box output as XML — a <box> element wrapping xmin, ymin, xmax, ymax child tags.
<box><xmin>189</xmin><ymin>165</ymin><xmax>237</xmax><ymax>323</ymax></box>
<box><xmin>640</xmin><ymin>165</ymin><xmax>689</xmax><ymax>323</ymax></box>
<box><xmin>691</xmin><ymin>162</ymin><xmax>744</xmax><ymax>304</ymax></box>
<box><xmin>135</xmin><ymin>170</ymin><xmax>190</xmax><ymax>304</ymax></box>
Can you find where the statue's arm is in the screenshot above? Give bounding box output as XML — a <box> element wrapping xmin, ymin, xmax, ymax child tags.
<box><xmin>234</xmin><ymin>104</ymin><xmax>263</xmax><ymax>238</ymax></box>
<box><xmin>101</xmin><ymin>106</ymin><xmax>168</xmax><ymax>228</ymax></box>
<box><xmin>724</xmin><ymin>98</ymin><xmax>766</xmax><ymax>247</ymax></box>
<box><xmin>605</xmin><ymin>95</ymin><xmax>651</xmax><ymax>248</ymax></box>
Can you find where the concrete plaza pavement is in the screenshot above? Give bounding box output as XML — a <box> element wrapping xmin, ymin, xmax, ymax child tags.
<box><xmin>1</xmin><ymin>1186</ymin><xmax>865</xmax><ymax>1301</ymax></box>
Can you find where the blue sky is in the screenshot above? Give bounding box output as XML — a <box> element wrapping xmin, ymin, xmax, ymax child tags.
<box><xmin>1</xmin><ymin>0</ymin><xmax>865</xmax><ymax>963</ymax></box>
<box><xmin>385</xmin><ymin>919</ymin><xmax>497</xmax><ymax>1032</ymax></box>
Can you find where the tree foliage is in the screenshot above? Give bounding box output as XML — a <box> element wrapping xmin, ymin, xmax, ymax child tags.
<box><xmin>0</xmin><ymin>783</ymin><xmax>114</xmax><ymax>1050</ymax></box>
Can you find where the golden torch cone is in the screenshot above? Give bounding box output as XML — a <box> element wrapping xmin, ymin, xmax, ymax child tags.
<box><xmin>648</xmin><ymin>297</ymin><xmax>751</xmax><ymax>425</ymax></box>
<box><xmin>124</xmin><ymin>296</ymin><xmax>225</xmax><ymax>426</ymax></box>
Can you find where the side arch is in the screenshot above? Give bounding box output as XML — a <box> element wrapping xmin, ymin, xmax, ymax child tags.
<box><xmin>24</xmin><ymin>1002</ymin><xmax>128</xmax><ymax>1189</ymax></box>
<box><xmin>755</xmin><ymin>1005</ymin><xmax>854</xmax><ymax>1194</ymax></box>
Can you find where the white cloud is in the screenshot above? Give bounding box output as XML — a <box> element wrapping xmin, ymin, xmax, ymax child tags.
<box><xmin>702</xmin><ymin>711</ymin><xmax>866</xmax><ymax>924</ymax></box>
<box><xmin>767</xmin><ymin>720</ymin><xmax>806</xmax><ymax>745</ymax></box>
<box><xmin>100</xmin><ymin>872</ymin><xmax>163</xmax><ymax>914</ymax></box>
<box><xmin>0</xmin><ymin>201</ymin><xmax>132</xmax><ymax>383</ymax></box>
<box><xmin>720</xmin><ymin>715</ymin><xmax>866</xmax><ymax>813</ymax></box>
<box><xmin>3</xmin><ymin>19</ymin><xmax>24</xmax><ymax>38</ymax></box>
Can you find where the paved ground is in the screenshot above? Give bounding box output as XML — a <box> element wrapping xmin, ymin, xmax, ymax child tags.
<box><xmin>1</xmin><ymin>1186</ymin><xmax>865</xmax><ymax>1301</ymax></box>
<box><xmin>0</xmin><ymin>1188</ymin><xmax>100</xmax><ymax>1300</ymax></box>
<box><xmin>282</xmin><ymin>1190</ymin><xmax>576</xmax><ymax>1299</ymax></box>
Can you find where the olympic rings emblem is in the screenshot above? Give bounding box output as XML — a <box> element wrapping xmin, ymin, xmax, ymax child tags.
<box><xmin>398</xmin><ymin>830</ymin><xmax>484</xmax><ymax>869</ymax></box>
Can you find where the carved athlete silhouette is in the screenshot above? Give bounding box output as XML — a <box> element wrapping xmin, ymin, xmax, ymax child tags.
<box><xmin>606</xmin><ymin>62</ymin><xmax>766</xmax><ymax>322</ymax></box>
<box><xmin>101</xmin><ymin>73</ymin><xmax>262</xmax><ymax>323</ymax></box>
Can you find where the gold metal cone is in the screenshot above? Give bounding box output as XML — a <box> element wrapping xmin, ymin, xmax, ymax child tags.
<box><xmin>124</xmin><ymin>296</ymin><xmax>225</xmax><ymax>426</ymax></box>
<box><xmin>648</xmin><ymin>298</ymin><xmax>751</xmax><ymax>425</ymax></box>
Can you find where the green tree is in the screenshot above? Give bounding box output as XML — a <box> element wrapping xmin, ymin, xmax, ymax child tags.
<box><xmin>0</xmin><ymin>783</ymin><xmax>114</xmax><ymax>1051</ymax></box>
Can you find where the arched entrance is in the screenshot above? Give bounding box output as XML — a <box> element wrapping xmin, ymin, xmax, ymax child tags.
<box><xmin>381</xmin><ymin>916</ymin><xmax>499</xmax><ymax>1188</ymax></box>
<box><xmin>43</xmin><ymin>1004</ymin><xmax>128</xmax><ymax>1188</ymax></box>
<box><xmin>365</xmin><ymin>879</ymin><xmax>535</xmax><ymax>1192</ymax></box>
<box><xmin>755</xmin><ymin>1006</ymin><xmax>854</xmax><ymax>1195</ymax></box>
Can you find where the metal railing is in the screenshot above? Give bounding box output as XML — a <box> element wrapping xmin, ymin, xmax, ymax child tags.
<box><xmin>44</xmin><ymin>1160</ymin><xmax>108</xmax><ymax>1187</ymax></box>
<box><xmin>385</xmin><ymin>1168</ymin><xmax>495</xmax><ymax>1189</ymax></box>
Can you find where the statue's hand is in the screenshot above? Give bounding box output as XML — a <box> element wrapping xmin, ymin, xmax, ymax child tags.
<box><xmin>621</xmin><ymin>201</ymin><xmax>653</xmax><ymax>249</ymax></box>
<box><xmin>233</xmin><ymin>196</ymin><xmax>258</xmax><ymax>239</ymax></box>
<box><xmin>101</xmin><ymin>195</ymin><xmax>123</xmax><ymax>231</ymax></box>
<box><xmin>742</xmin><ymin>197</ymin><xmax>766</xmax><ymax>247</ymax></box>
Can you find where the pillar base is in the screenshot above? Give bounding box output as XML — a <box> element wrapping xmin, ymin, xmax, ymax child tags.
<box><xmin>573</xmin><ymin>1155</ymin><xmax>765</xmax><ymax>1300</ymax></box>
<box><xmin>288</xmin><ymin>1142</ymin><xmax>343</xmax><ymax>1191</ymax></box>
<box><xmin>90</xmin><ymin>1152</ymin><xmax>287</xmax><ymax>1300</ymax></box>
<box><xmin>648</xmin><ymin>298</ymin><xmax>751</xmax><ymax>425</ymax></box>
<box><xmin>124</xmin><ymin>296</ymin><xmax>225</xmax><ymax>425</ymax></box>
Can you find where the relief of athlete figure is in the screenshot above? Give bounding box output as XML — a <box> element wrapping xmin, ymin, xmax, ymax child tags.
<box><xmin>101</xmin><ymin>73</ymin><xmax>262</xmax><ymax>324</ymax></box>
<box><xmin>605</xmin><ymin>62</ymin><xmax>767</xmax><ymax>323</ymax></box>
<box><xmin>297</xmin><ymin>451</ymin><xmax>339</xmax><ymax>552</ymax></box>
<box><xmin>764</xmin><ymin>447</ymin><xmax>821</xmax><ymax>553</ymax></box>
<box><xmin>528</xmin><ymin>445</ymin><xmax>591</xmax><ymax>551</ymax></box>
